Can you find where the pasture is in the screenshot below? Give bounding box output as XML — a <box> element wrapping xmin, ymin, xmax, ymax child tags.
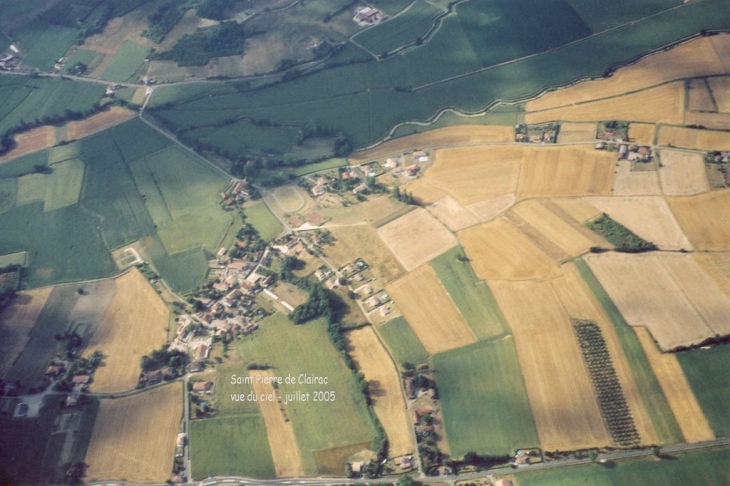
<box><xmin>84</xmin><ymin>269</ymin><xmax>169</xmax><ymax>393</ymax></box>
<box><xmin>678</xmin><ymin>343</ymin><xmax>730</xmax><ymax>438</ymax></box>
<box><xmin>585</xmin><ymin>196</ymin><xmax>691</xmax><ymax>250</ymax></box>
<box><xmin>378</xmin><ymin>317</ymin><xmax>429</xmax><ymax>367</ymax></box>
<box><xmin>347</xmin><ymin>326</ymin><xmax>414</xmax><ymax>457</ymax></box>
<box><xmin>434</xmin><ymin>338</ymin><xmax>539</xmax><ymax>457</ymax></box>
<box><xmin>516</xmin><ymin>146</ymin><xmax>614</xmax><ymax>198</ymax></box>
<box><xmin>353</xmin><ymin>0</ymin><xmax>443</xmax><ymax>54</ymax></box>
<box><xmin>668</xmin><ymin>189</ymin><xmax>730</xmax><ymax>250</ymax></box>
<box><xmin>184</xmin><ymin>118</ymin><xmax>300</xmax><ymax>158</ymax></box>
<box><xmin>430</xmin><ymin>246</ymin><xmax>507</xmax><ymax>340</ymax></box>
<box><xmin>66</xmin><ymin>107</ymin><xmax>136</xmax><ymax>140</ymax></box>
<box><xmin>635</xmin><ymin>327</ymin><xmax>714</xmax><ymax>443</ymax></box>
<box><xmin>457</xmin><ymin>219</ymin><xmax>558</xmax><ymax>281</ymax></box>
<box><xmin>11</xmin><ymin>20</ymin><xmax>78</xmax><ymax>71</ymax></box>
<box><xmin>490</xmin><ymin>279</ymin><xmax>612</xmax><ymax>451</ymax></box>
<box><xmin>237</xmin><ymin>314</ymin><xmax>377</xmax><ymax>476</ymax></box>
<box><xmin>0</xmin><ymin>288</ymin><xmax>51</xmax><ymax>378</ymax></box>
<box><xmin>324</xmin><ymin>225</ymin><xmax>404</xmax><ymax>283</ymax></box>
<box><xmin>386</xmin><ymin>265</ymin><xmax>476</xmax><ymax>354</ymax></box>
<box><xmin>85</xmin><ymin>383</ymin><xmax>183</xmax><ymax>483</ymax></box>
<box><xmin>99</xmin><ymin>40</ymin><xmax>149</xmax><ymax>82</ymax></box>
<box><xmin>244</xmin><ymin>202</ymin><xmax>283</xmax><ymax>242</ymax></box>
<box><xmin>426</xmin><ymin>196</ymin><xmax>479</xmax><ymax>232</ymax></box>
<box><xmin>377</xmin><ymin>207</ymin><xmax>457</xmax><ymax>271</ymax></box>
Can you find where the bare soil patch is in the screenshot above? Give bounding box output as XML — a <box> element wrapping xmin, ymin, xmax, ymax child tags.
<box><xmin>66</xmin><ymin>107</ymin><xmax>136</xmax><ymax>141</ymax></box>
<box><xmin>0</xmin><ymin>126</ymin><xmax>56</xmax><ymax>163</ymax></box>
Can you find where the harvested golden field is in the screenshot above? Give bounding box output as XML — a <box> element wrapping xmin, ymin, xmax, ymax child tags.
<box><xmin>693</xmin><ymin>253</ymin><xmax>730</xmax><ymax>300</ymax></box>
<box><xmin>347</xmin><ymin>327</ymin><xmax>414</xmax><ymax>456</ymax></box>
<box><xmin>585</xmin><ymin>196</ymin><xmax>692</xmax><ymax>250</ymax></box>
<box><xmin>628</xmin><ymin>123</ymin><xmax>656</xmax><ymax>144</ymax></box>
<box><xmin>635</xmin><ymin>327</ymin><xmax>714</xmax><ymax>443</ymax></box>
<box><xmin>355</xmin><ymin>196</ymin><xmax>410</xmax><ymax>225</ymax></box>
<box><xmin>710</xmin><ymin>34</ymin><xmax>730</xmax><ymax>72</ymax></box>
<box><xmin>552</xmin><ymin>263</ymin><xmax>657</xmax><ymax>446</ymax></box>
<box><xmin>683</xmin><ymin>111</ymin><xmax>730</xmax><ymax>130</ymax></box>
<box><xmin>708</xmin><ymin>76</ymin><xmax>730</xmax><ymax>112</ymax></box>
<box><xmin>66</xmin><ymin>107</ymin><xmax>136</xmax><ymax>140</ymax></box>
<box><xmin>324</xmin><ymin>225</ymin><xmax>404</xmax><ymax>283</ymax></box>
<box><xmin>386</xmin><ymin>265</ymin><xmax>476</xmax><ymax>354</ymax></box>
<box><xmin>510</xmin><ymin>200</ymin><xmax>599</xmax><ymax>259</ymax></box>
<box><xmin>687</xmin><ymin>79</ymin><xmax>716</xmax><ymax>112</ymax></box>
<box><xmin>85</xmin><ymin>383</ymin><xmax>183</xmax><ymax>483</ymax></box>
<box><xmin>527</xmin><ymin>37</ymin><xmax>725</xmax><ymax>111</ymax></box>
<box><xmin>85</xmin><ymin>269</ymin><xmax>169</xmax><ymax>393</ymax></box>
<box><xmin>405</xmin><ymin>178</ymin><xmax>447</xmax><ymax>205</ymax></box>
<box><xmin>557</xmin><ymin>122</ymin><xmax>597</xmax><ymax>143</ymax></box>
<box><xmin>668</xmin><ymin>189</ymin><xmax>730</xmax><ymax>250</ymax></box>
<box><xmin>250</xmin><ymin>370</ymin><xmax>304</xmax><ymax>477</ymax></box>
<box><xmin>457</xmin><ymin>219</ymin><xmax>558</xmax><ymax>281</ymax></box>
<box><xmin>0</xmin><ymin>288</ymin><xmax>52</xmax><ymax>378</ymax></box>
<box><xmin>349</xmin><ymin>125</ymin><xmax>514</xmax><ymax>163</ymax></box>
<box><xmin>549</xmin><ymin>198</ymin><xmax>601</xmax><ymax>223</ymax></box>
<box><xmin>420</xmin><ymin>146</ymin><xmax>522</xmax><ymax>206</ymax></box>
<box><xmin>658</xmin><ymin>150</ymin><xmax>710</xmax><ymax>196</ymax></box>
<box><xmin>377</xmin><ymin>208</ymin><xmax>458</xmax><ymax>271</ymax></box>
<box><xmin>516</xmin><ymin>146</ymin><xmax>614</xmax><ymax>198</ymax></box>
<box><xmin>426</xmin><ymin>195</ymin><xmax>479</xmax><ymax>232</ymax></box>
<box><xmin>465</xmin><ymin>194</ymin><xmax>516</xmax><ymax>222</ymax></box>
<box><xmin>490</xmin><ymin>279</ymin><xmax>611</xmax><ymax>451</ymax></box>
<box><xmin>611</xmin><ymin>160</ymin><xmax>661</xmax><ymax>196</ymax></box>
<box><xmin>585</xmin><ymin>253</ymin><xmax>730</xmax><ymax>350</ymax></box>
<box><xmin>0</xmin><ymin>126</ymin><xmax>56</xmax><ymax>163</ymax></box>
<box><xmin>525</xmin><ymin>83</ymin><xmax>684</xmax><ymax>125</ymax></box>
<box><xmin>657</xmin><ymin>126</ymin><xmax>730</xmax><ymax>151</ymax></box>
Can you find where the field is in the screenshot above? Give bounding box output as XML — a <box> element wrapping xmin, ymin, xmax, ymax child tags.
<box><xmin>348</xmin><ymin>126</ymin><xmax>514</xmax><ymax>163</ymax></box>
<box><xmin>15</xmin><ymin>158</ymin><xmax>85</xmax><ymax>212</ymax></box>
<box><xmin>418</xmin><ymin>146</ymin><xmax>522</xmax><ymax>206</ymax></box>
<box><xmin>457</xmin><ymin>219</ymin><xmax>558</xmax><ymax>281</ymax></box>
<box><xmin>430</xmin><ymin>246</ymin><xmax>507</xmax><ymax>340</ymax></box>
<box><xmin>377</xmin><ymin>317</ymin><xmax>429</xmax><ymax>367</ymax></box>
<box><xmin>386</xmin><ymin>265</ymin><xmax>476</xmax><ymax>354</ymax></box>
<box><xmin>668</xmin><ymin>189</ymin><xmax>730</xmax><ymax>250</ymax></box>
<box><xmin>585</xmin><ymin>196</ymin><xmax>691</xmax><ymax>250</ymax></box>
<box><xmin>426</xmin><ymin>195</ymin><xmax>479</xmax><ymax>231</ymax></box>
<box><xmin>271</xmin><ymin>185</ymin><xmax>306</xmax><ymax>214</ymax></box>
<box><xmin>99</xmin><ymin>40</ymin><xmax>149</xmax><ymax>82</ymax></box>
<box><xmin>353</xmin><ymin>0</ymin><xmax>443</xmax><ymax>54</ymax></box>
<box><xmin>85</xmin><ymin>383</ymin><xmax>183</xmax><ymax>483</ymax></box>
<box><xmin>516</xmin><ymin>146</ymin><xmax>614</xmax><ymax>197</ymax></box>
<box><xmin>11</xmin><ymin>20</ymin><xmax>78</xmax><ymax>71</ymax></box>
<box><xmin>0</xmin><ymin>125</ymin><xmax>56</xmax><ymax>163</ymax></box>
<box><xmin>464</xmin><ymin>194</ymin><xmax>517</xmax><ymax>222</ymax></box>
<box><xmin>354</xmin><ymin>195</ymin><xmax>411</xmax><ymax>226</ymax></box>
<box><xmin>84</xmin><ymin>269</ymin><xmax>169</xmax><ymax>393</ymax></box>
<box><xmin>687</xmin><ymin>78</ymin><xmax>716</xmax><ymax>112</ymax></box>
<box><xmin>244</xmin><ymin>202</ymin><xmax>283</xmax><ymax>242</ymax></box>
<box><xmin>66</xmin><ymin>107</ymin><xmax>137</xmax><ymax>140</ymax></box>
<box><xmin>347</xmin><ymin>326</ymin><xmax>414</xmax><ymax>457</ymax></box>
<box><xmin>0</xmin><ymin>288</ymin><xmax>51</xmax><ymax>378</ymax></box>
<box><xmin>434</xmin><ymin>338</ymin><xmax>539</xmax><ymax>457</ymax></box>
<box><xmin>525</xmin><ymin>83</ymin><xmax>685</xmax><ymax>125</ymax></box>
<box><xmin>628</xmin><ymin>123</ymin><xmax>655</xmax><ymax>144</ymax></box>
<box><xmin>515</xmin><ymin>446</ymin><xmax>730</xmax><ymax>486</ymax></box>
<box><xmin>557</xmin><ymin>122</ymin><xmax>597</xmax><ymax>143</ymax></box>
<box><xmin>551</xmin><ymin>197</ymin><xmax>602</xmax><ymax>223</ymax></box>
<box><xmin>657</xmin><ymin>126</ymin><xmax>730</xmax><ymax>151</ymax></box>
<box><xmin>634</xmin><ymin>327</ymin><xmax>714</xmax><ymax>443</ymax></box>
<box><xmin>250</xmin><ymin>370</ymin><xmax>304</xmax><ymax>477</ymax></box>
<box><xmin>377</xmin><ymin>207</ymin><xmax>458</xmax><ymax>271</ymax></box>
<box><xmin>658</xmin><ymin>149</ymin><xmax>710</xmax><ymax>196</ymax></box>
<box><xmin>237</xmin><ymin>314</ymin><xmax>377</xmax><ymax>476</ymax></box>
<box><xmin>678</xmin><ymin>343</ymin><xmax>730</xmax><ymax>438</ymax></box>
<box><xmin>585</xmin><ymin>252</ymin><xmax>730</xmax><ymax>350</ymax></box>
<box><xmin>490</xmin><ymin>278</ymin><xmax>612</xmax><ymax>451</ymax></box>
<box><xmin>324</xmin><ymin>225</ymin><xmax>404</xmax><ymax>283</ymax></box>
<box><xmin>709</xmin><ymin>76</ymin><xmax>730</xmax><ymax>112</ymax></box>
<box><xmin>693</xmin><ymin>253</ymin><xmax>730</xmax><ymax>300</ymax></box>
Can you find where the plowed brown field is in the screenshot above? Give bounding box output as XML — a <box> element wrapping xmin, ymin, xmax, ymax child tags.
<box><xmin>66</xmin><ymin>107</ymin><xmax>136</xmax><ymax>140</ymax></box>
<box><xmin>0</xmin><ymin>126</ymin><xmax>56</xmax><ymax>163</ymax></box>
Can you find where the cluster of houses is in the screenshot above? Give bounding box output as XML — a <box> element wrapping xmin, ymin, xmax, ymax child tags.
<box><xmin>595</xmin><ymin>141</ymin><xmax>653</xmax><ymax>161</ymax></box>
<box><xmin>220</xmin><ymin>180</ymin><xmax>250</xmax><ymax>207</ymax></box>
<box><xmin>353</xmin><ymin>6</ymin><xmax>385</xmax><ymax>25</ymax></box>
<box><xmin>515</xmin><ymin>124</ymin><xmax>558</xmax><ymax>144</ymax></box>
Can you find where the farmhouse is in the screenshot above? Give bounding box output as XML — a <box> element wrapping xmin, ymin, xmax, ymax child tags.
<box><xmin>192</xmin><ymin>381</ymin><xmax>213</xmax><ymax>392</ymax></box>
<box><xmin>405</xmin><ymin>164</ymin><xmax>420</xmax><ymax>176</ymax></box>
<box><xmin>354</xmin><ymin>6</ymin><xmax>383</xmax><ymax>24</ymax></box>
<box><xmin>494</xmin><ymin>479</ymin><xmax>513</xmax><ymax>486</ymax></box>
<box><xmin>141</xmin><ymin>370</ymin><xmax>162</xmax><ymax>384</ymax></box>
<box><xmin>405</xmin><ymin>377</ymin><xmax>417</xmax><ymax>399</ymax></box>
<box><xmin>195</xmin><ymin>344</ymin><xmax>210</xmax><ymax>361</ymax></box>
<box><xmin>72</xmin><ymin>375</ymin><xmax>91</xmax><ymax>385</ymax></box>
<box><xmin>412</xmin><ymin>151</ymin><xmax>429</xmax><ymax>162</ymax></box>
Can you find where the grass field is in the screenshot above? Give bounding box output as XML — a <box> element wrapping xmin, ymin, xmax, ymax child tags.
<box><xmin>353</xmin><ymin>0</ymin><xmax>443</xmax><ymax>54</ymax></box>
<box><xmin>386</xmin><ymin>265</ymin><xmax>476</xmax><ymax>354</ymax></box>
<box><xmin>430</xmin><ymin>246</ymin><xmax>507</xmax><ymax>340</ymax></box>
<box><xmin>237</xmin><ymin>314</ymin><xmax>377</xmax><ymax>475</ymax></box>
<box><xmin>244</xmin><ymin>202</ymin><xmax>283</xmax><ymax>242</ymax></box>
<box><xmin>11</xmin><ymin>20</ymin><xmax>78</xmax><ymax>71</ymax></box>
<box><xmin>515</xmin><ymin>446</ymin><xmax>730</xmax><ymax>486</ymax></box>
<box><xmin>0</xmin><ymin>288</ymin><xmax>51</xmax><ymax>379</ymax></box>
<box><xmin>378</xmin><ymin>317</ymin><xmax>429</xmax><ymax>366</ymax></box>
<box><xmin>99</xmin><ymin>40</ymin><xmax>149</xmax><ymax>82</ymax></box>
<box><xmin>668</xmin><ymin>189</ymin><xmax>730</xmax><ymax>251</ymax></box>
<box><xmin>678</xmin><ymin>344</ymin><xmax>730</xmax><ymax>438</ymax></box>
<box><xmin>434</xmin><ymin>338</ymin><xmax>539</xmax><ymax>457</ymax></box>
<box><xmin>85</xmin><ymin>383</ymin><xmax>183</xmax><ymax>483</ymax></box>
<box><xmin>574</xmin><ymin>259</ymin><xmax>683</xmax><ymax>444</ymax></box>
<box><xmin>84</xmin><ymin>269</ymin><xmax>169</xmax><ymax>393</ymax></box>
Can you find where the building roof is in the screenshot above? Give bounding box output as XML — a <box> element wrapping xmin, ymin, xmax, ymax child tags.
<box><xmin>71</xmin><ymin>375</ymin><xmax>90</xmax><ymax>384</ymax></box>
<box><xmin>192</xmin><ymin>381</ymin><xmax>213</xmax><ymax>392</ymax></box>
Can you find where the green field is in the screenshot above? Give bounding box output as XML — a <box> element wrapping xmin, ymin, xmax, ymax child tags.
<box><xmin>353</xmin><ymin>0</ymin><xmax>443</xmax><ymax>54</ymax></box>
<box><xmin>574</xmin><ymin>258</ymin><xmax>683</xmax><ymax>444</ymax></box>
<box><xmin>0</xmin><ymin>0</ymin><xmax>47</xmax><ymax>16</ymax></box>
<box><xmin>99</xmin><ymin>40</ymin><xmax>149</xmax><ymax>82</ymax></box>
<box><xmin>70</xmin><ymin>398</ymin><xmax>100</xmax><ymax>464</ymax></box>
<box><xmin>430</xmin><ymin>247</ymin><xmax>507</xmax><ymax>341</ymax></box>
<box><xmin>237</xmin><ymin>313</ymin><xmax>377</xmax><ymax>475</ymax></box>
<box><xmin>190</xmin><ymin>415</ymin><xmax>276</xmax><ymax>479</ymax></box>
<box><xmin>389</xmin><ymin>104</ymin><xmax>523</xmax><ymax>138</ymax></box>
<box><xmin>293</xmin><ymin>158</ymin><xmax>348</xmax><ymax>176</ymax></box>
<box><xmin>182</xmin><ymin>118</ymin><xmax>300</xmax><ymax>158</ymax></box>
<box><xmin>62</xmin><ymin>48</ymin><xmax>105</xmax><ymax>75</ymax></box>
<box><xmin>0</xmin><ymin>178</ymin><xmax>18</xmax><ymax>212</ymax></box>
<box><xmin>678</xmin><ymin>344</ymin><xmax>730</xmax><ymax>438</ymax></box>
<box><xmin>10</xmin><ymin>20</ymin><xmax>79</xmax><ymax>71</ymax></box>
<box><xmin>15</xmin><ymin>158</ymin><xmax>84</xmax><ymax>211</ymax></box>
<box><xmin>564</xmin><ymin>0</ymin><xmax>680</xmax><ymax>32</ymax></box>
<box><xmin>378</xmin><ymin>317</ymin><xmax>429</xmax><ymax>367</ymax></box>
<box><xmin>0</xmin><ymin>251</ymin><xmax>26</xmax><ymax>267</ymax></box>
<box><xmin>244</xmin><ymin>202</ymin><xmax>283</xmax><ymax>242</ymax></box>
<box><xmin>516</xmin><ymin>446</ymin><xmax>730</xmax><ymax>486</ymax></box>
<box><xmin>434</xmin><ymin>338</ymin><xmax>539</xmax><ymax>457</ymax></box>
